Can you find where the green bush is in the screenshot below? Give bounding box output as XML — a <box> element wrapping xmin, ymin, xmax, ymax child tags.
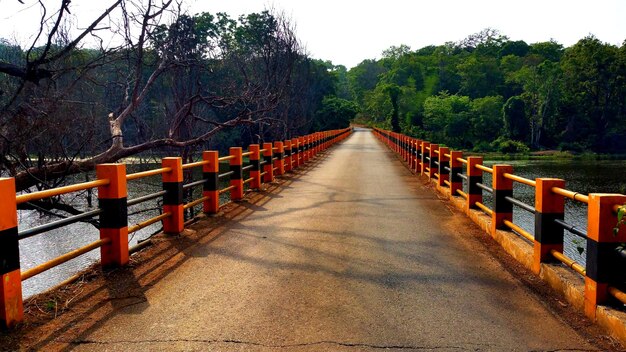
<box><xmin>490</xmin><ymin>137</ymin><xmax>530</xmax><ymax>154</ymax></box>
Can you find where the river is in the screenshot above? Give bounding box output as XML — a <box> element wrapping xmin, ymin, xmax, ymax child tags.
<box><xmin>16</xmin><ymin>159</ymin><xmax>626</xmax><ymax>298</ymax></box>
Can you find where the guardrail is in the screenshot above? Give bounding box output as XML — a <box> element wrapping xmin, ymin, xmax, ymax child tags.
<box><xmin>0</xmin><ymin>127</ymin><xmax>352</xmax><ymax>328</ymax></box>
<box><xmin>372</xmin><ymin>127</ymin><xmax>626</xmax><ymax>320</ymax></box>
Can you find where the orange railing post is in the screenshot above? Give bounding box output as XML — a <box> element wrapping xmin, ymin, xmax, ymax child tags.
<box><xmin>292</xmin><ymin>138</ymin><xmax>300</xmax><ymax>169</ymax></box>
<box><xmin>284</xmin><ymin>140</ymin><xmax>292</xmax><ymax>172</ymax></box>
<box><xmin>162</xmin><ymin>157</ymin><xmax>184</xmax><ymax>234</ymax></box>
<box><xmin>533</xmin><ymin>178</ymin><xmax>565</xmax><ymax>274</ymax></box>
<box><xmin>0</xmin><ymin>178</ymin><xmax>23</xmax><ymax>328</ymax></box>
<box><xmin>249</xmin><ymin>145</ymin><xmax>261</xmax><ymax>190</ymax></box>
<box><xmin>429</xmin><ymin>144</ymin><xmax>439</xmax><ymax>179</ymax></box>
<box><xmin>420</xmin><ymin>141</ymin><xmax>430</xmax><ymax>176</ymax></box>
<box><xmin>466</xmin><ymin>156</ymin><xmax>483</xmax><ymax>211</ymax></box>
<box><xmin>450</xmin><ymin>151</ymin><xmax>463</xmax><ymax>197</ymax></box>
<box><xmin>491</xmin><ymin>165</ymin><xmax>513</xmax><ymax>235</ymax></box>
<box><xmin>230</xmin><ymin>147</ymin><xmax>244</xmax><ymax>200</ymax></box>
<box><xmin>438</xmin><ymin>147</ymin><xmax>450</xmax><ymax>189</ymax></box>
<box><xmin>202</xmin><ymin>151</ymin><xmax>220</xmax><ymax>214</ymax></box>
<box><xmin>584</xmin><ymin>193</ymin><xmax>626</xmax><ymax>319</ymax></box>
<box><xmin>274</xmin><ymin>141</ymin><xmax>285</xmax><ymax>176</ymax></box>
<box><xmin>97</xmin><ymin>163</ymin><xmax>129</xmax><ymax>265</ymax></box>
<box><xmin>263</xmin><ymin>142</ymin><xmax>274</xmax><ymax>183</ymax></box>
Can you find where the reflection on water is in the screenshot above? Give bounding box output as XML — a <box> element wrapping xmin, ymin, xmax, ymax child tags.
<box><xmin>482</xmin><ymin>159</ymin><xmax>626</xmax><ymax>267</ymax></box>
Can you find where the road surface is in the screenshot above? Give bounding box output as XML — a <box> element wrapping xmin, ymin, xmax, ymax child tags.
<box><xmin>71</xmin><ymin>129</ymin><xmax>597</xmax><ymax>351</ymax></box>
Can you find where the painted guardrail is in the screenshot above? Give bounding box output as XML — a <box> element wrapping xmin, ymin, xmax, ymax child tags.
<box><xmin>372</xmin><ymin>127</ymin><xmax>626</xmax><ymax>320</ymax></box>
<box><xmin>0</xmin><ymin>127</ymin><xmax>352</xmax><ymax>328</ymax></box>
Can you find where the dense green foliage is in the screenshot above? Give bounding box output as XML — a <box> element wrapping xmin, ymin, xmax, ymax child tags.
<box><xmin>349</xmin><ymin>29</ymin><xmax>626</xmax><ymax>153</ymax></box>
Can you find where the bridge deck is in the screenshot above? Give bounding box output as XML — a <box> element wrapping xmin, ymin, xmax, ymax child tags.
<box><xmin>73</xmin><ymin>129</ymin><xmax>594</xmax><ymax>351</ymax></box>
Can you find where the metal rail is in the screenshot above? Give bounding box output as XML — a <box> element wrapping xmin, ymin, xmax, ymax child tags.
<box><xmin>504</xmin><ymin>196</ymin><xmax>535</xmax><ymax>214</ymax></box>
<box><xmin>21</xmin><ymin>238</ymin><xmax>111</xmax><ymax>281</ymax></box>
<box><xmin>218</xmin><ymin>155</ymin><xmax>235</xmax><ymax>162</ymax></box>
<box><xmin>243</xmin><ymin>177</ymin><xmax>255</xmax><ymax>184</ymax></box>
<box><xmin>128</xmin><ymin>212</ymin><xmax>171</xmax><ymax>234</ymax></box>
<box><xmin>18</xmin><ymin>208</ymin><xmax>103</xmax><ymax>240</ymax></box>
<box><xmin>456</xmin><ymin>189</ymin><xmax>468</xmax><ymax>199</ymax></box>
<box><xmin>219</xmin><ymin>171</ymin><xmax>234</xmax><ymax>179</ymax></box>
<box><xmin>183</xmin><ymin>178</ymin><xmax>208</xmax><ymax>190</ymax></box>
<box><xmin>553</xmin><ymin>218</ymin><xmax>588</xmax><ymax>239</ymax></box>
<box><xmin>16</xmin><ymin>179</ymin><xmax>110</xmax><ymax>204</ymax></box>
<box><xmin>183</xmin><ymin>197</ymin><xmax>209</xmax><ymax>210</ymax></box>
<box><xmin>127</xmin><ymin>167</ymin><xmax>172</xmax><ymax>180</ymax></box>
<box><xmin>182</xmin><ymin>160</ymin><xmax>209</xmax><ymax>170</ymax></box>
<box><xmin>458</xmin><ymin>173</ymin><xmax>468</xmax><ymax>181</ymax></box>
<box><xmin>475</xmin><ymin>164</ymin><xmax>493</xmax><ymax>174</ymax></box>
<box><xmin>219</xmin><ymin>185</ymin><xmax>236</xmax><ymax>194</ymax></box>
<box><xmin>476</xmin><ymin>182</ymin><xmax>493</xmax><ymax>194</ymax></box>
<box><xmin>242</xmin><ymin>164</ymin><xmax>254</xmax><ymax>172</ymax></box>
<box><xmin>127</xmin><ymin>190</ymin><xmax>167</xmax><ymax>206</ymax></box>
<box><xmin>609</xmin><ymin>286</ymin><xmax>626</xmax><ymax>305</ymax></box>
<box><xmin>551</xmin><ymin>249</ymin><xmax>586</xmax><ymax>276</ymax></box>
<box><xmin>503</xmin><ymin>173</ymin><xmax>536</xmax><ymax>187</ymax></box>
<box><xmin>241</xmin><ymin>151</ymin><xmax>254</xmax><ymax>157</ymax></box>
<box><xmin>551</xmin><ymin>187</ymin><xmax>589</xmax><ymax>204</ymax></box>
<box><xmin>475</xmin><ymin>202</ymin><xmax>493</xmax><ymax>216</ymax></box>
<box><xmin>503</xmin><ymin>220</ymin><xmax>534</xmax><ymax>242</ymax></box>
<box><xmin>457</xmin><ymin>157</ymin><xmax>467</xmax><ymax>164</ymax></box>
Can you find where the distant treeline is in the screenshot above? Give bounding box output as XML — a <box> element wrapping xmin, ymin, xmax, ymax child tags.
<box><xmin>344</xmin><ymin>28</ymin><xmax>626</xmax><ymax>153</ymax></box>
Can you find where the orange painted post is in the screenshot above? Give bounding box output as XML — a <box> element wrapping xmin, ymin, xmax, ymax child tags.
<box><xmin>466</xmin><ymin>156</ymin><xmax>483</xmax><ymax>211</ymax></box>
<box><xmin>284</xmin><ymin>140</ymin><xmax>292</xmax><ymax>172</ymax></box>
<box><xmin>263</xmin><ymin>142</ymin><xmax>274</xmax><ymax>183</ymax></box>
<box><xmin>532</xmin><ymin>178</ymin><xmax>565</xmax><ymax>274</ymax></box>
<box><xmin>249</xmin><ymin>145</ymin><xmax>261</xmax><ymax>190</ymax></box>
<box><xmin>229</xmin><ymin>147</ymin><xmax>244</xmax><ymax>201</ymax></box>
<box><xmin>0</xmin><ymin>178</ymin><xmax>23</xmax><ymax>328</ymax></box>
<box><xmin>162</xmin><ymin>158</ymin><xmax>184</xmax><ymax>234</ymax></box>
<box><xmin>298</xmin><ymin>137</ymin><xmax>305</xmax><ymax>165</ymax></box>
<box><xmin>414</xmin><ymin>140</ymin><xmax>422</xmax><ymax>173</ymax></box>
<box><xmin>292</xmin><ymin>138</ymin><xmax>300</xmax><ymax>169</ymax></box>
<box><xmin>97</xmin><ymin>164</ymin><xmax>129</xmax><ymax>266</ymax></box>
<box><xmin>429</xmin><ymin>144</ymin><xmax>439</xmax><ymax>179</ymax></box>
<box><xmin>420</xmin><ymin>142</ymin><xmax>430</xmax><ymax>176</ymax></box>
<box><xmin>202</xmin><ymin>151</ymin><xmax>219</xmax><ymax>214</ymax></box>
<box><xmin>450</xmin><ymin>151</ymin><xmax>463</xmax><ymax>197</ymax></box>
<box><xmin>491</xmin><ymin>165</ymin><xmax>513</xmax><ymax>235</ymax></box>
<box><xmin>584</xmin><ymin>193</ymin><xmax>626</xmax><ymax>319</ymax></box>
<box><xmin>437</xmin><ymin>147</ymin><xmax>450</xmax><ymax>189</ymax></box>
<box><xmin>274</xmin><ymin>141</ymin><xmax>285</xmax><ymax>176</ymax></box>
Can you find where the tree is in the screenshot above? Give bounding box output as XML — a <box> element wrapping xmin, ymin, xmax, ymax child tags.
<box><xmin>503</xmin><ymin>96</ymin><xmax>529</xmax><ymax>141</ymax></box>
<box><xmin>0</xmin><ymin>2</ymin><xmax>305</xmax><ymax>193</ymax></box>
<box><xmin>314</xmin><ymin>96</ymin><xmax>358</xmax><ymax>130</ymax></box>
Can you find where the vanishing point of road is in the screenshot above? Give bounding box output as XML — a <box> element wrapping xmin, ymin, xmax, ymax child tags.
<box><xmin>72</xmin><ymin>129</ymin><xmax>598</xmax><ymax>351</ymax></box>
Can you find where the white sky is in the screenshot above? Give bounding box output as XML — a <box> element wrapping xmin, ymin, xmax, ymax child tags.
<box><xmin>2</xmin><ymin>0</ymin><xmax>625</xmax><ymax>68</ymax></box>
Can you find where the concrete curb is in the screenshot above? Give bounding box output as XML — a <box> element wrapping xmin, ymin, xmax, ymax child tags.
<box><xmin>432</xmin><ymin>177</ymin><xmax>626</xmax><ymax>346</ymax></box>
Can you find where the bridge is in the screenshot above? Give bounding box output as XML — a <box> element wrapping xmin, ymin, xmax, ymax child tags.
<box><xmin>1</xmin><ymin>127</ymin><xmax>626</xmax><ymax>350</ymax></box>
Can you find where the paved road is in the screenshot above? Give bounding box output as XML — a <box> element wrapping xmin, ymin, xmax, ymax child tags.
<box><xmin>73</xmin><ymin>129</ymin><xmax>596</xmax><ymax>351</ymax></box>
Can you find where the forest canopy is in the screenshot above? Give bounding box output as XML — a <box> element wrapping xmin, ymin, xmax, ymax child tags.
<box><xmin>348</xmin><ymin>29</ymin><xmax>626</xmax><ymax>154</ymax></box>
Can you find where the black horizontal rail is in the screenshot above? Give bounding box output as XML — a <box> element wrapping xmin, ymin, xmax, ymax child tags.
<box><xmin>553</xmin><ymin>218</ymin><xmax>588</xmax><ymax>239</ymax></box>
<box><xmin>183</xmin><ymin>178</ymin><xmax>208</xmax><ymax>190</ymax></box>
<box><xmin>457</xmin><ymin>173</ymin><xmax>467</xmax><ymax>181</ymax></box>
<box><xmin>127</xmin><ymin>190</ymin><xmax>168</xmax><ymax>206</ymax></box>
<box><xmin>241</xmin><ymin>164</ymin><xmax>254</xmax><ymax>172</ymax></box>
<box><xmin>476</xmin><ymin>182</ymin><xmax>493</xmax><ymax>194</ymax></box>
<box><xmin>219</xmin><ymin>171</ymin><xmax>234</xmax><ymax>179</ymax></box>
<box><xmin>18</xmin><ymin>208</ymin><xmax>102</xmax><ymax>240</ymax></box>
<box><xmin>504</xmin><ymin>196</ymin><xmax>535</xmax><ymax>214</ymax></box>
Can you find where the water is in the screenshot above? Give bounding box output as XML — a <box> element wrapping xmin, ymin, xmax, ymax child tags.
<box><xmin>18</xmin><ymin>163</ymin><xmax>231</xmax><ymax>298</ymax></box>
<box><xmin>480</xmin><ymin>159</ymin><xmax>626</xmax><ymax>266</ymax></box>
<box><xmin>17</xmin><ymin>158</ymin><xmax>626</xmax><ymax>297</ymax></box>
